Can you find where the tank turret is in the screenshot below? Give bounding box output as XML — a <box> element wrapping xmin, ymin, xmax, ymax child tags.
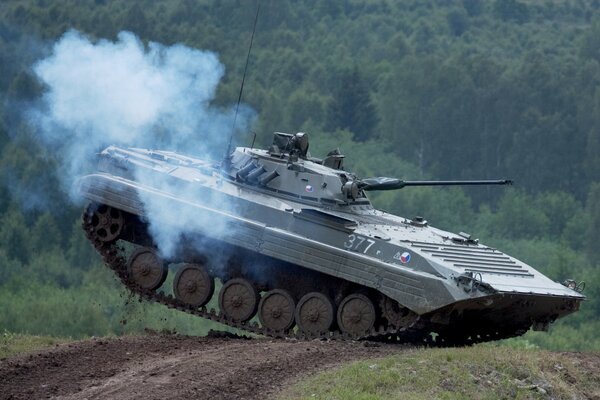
<box><xmin>226</xmin><ymin>132</ymin><xmax>513</xmax><ymax>204</ymax></box>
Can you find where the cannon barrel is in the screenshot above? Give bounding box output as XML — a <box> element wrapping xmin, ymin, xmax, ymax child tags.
<box><xmin>357</xmin><ymin>177</ymin><xmax>512</xmax><ymax>191</ymax></box>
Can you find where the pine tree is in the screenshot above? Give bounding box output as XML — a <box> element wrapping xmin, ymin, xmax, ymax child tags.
<box><xmin>326</xmin><ymin>67</ymin><xmax>378</xmax><ymax>142</ymax></box>
<box><xmin>585</xmin><ymin>182</ymin><xmax>600</xmax><ymax>264</ymax></box>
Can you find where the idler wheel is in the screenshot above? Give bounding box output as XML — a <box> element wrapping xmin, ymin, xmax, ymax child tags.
<box><xmin>219</xmin><ymin>278</ymin><xmax>259</xmax><ymax>322</ymax></box>
<box><xmin>127</xmin><ymin>248</ymin><xmax>168</xmax><ymax>290</ymax></box>
<box><xmin>173</xmin><ymin>263</ymin><xmax>214</xmax><ymax>307</ymax></box>
<box><xmin>295</xmin><ymin>292</ymin><xmax>334</xmax><ymax>335</ymax></box>
<box><xmin>88</xmin><ymin>204</ymin><xmax>123</xmax><ymax>242</ymax></box>
<box><xmin>337</xmin><ymin>294</ymin><xmax>376</xmax><ymax>336</ymax></box>
<box><xmin>258</xmin><ymin>289</ymin><xmax>295</xmax><ymax>332</ymax></box>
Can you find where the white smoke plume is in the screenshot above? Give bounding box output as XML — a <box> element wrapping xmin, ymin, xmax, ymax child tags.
<box><xmin>30</xmin><ymin>30</ymin><xmax>255</xmax><ymax>257</ymax></box>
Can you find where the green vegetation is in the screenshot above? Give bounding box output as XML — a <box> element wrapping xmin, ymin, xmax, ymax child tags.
<box><xmin>0</xmin><ymin>331</ymin><xmax>69</xmax><ymax>359</ymax></box>
<box><xmin>0</xmin><ymin>250</ymin><xmax>233</xmax><ymax>338</ymax></box>
<box><xmin>0</xmin><ymin>0</ymin><xmax>599</xmax><ymax>349</ymax></box>
<box><xmin>280</xmin><ymin>346</ymin><xmax>600</xmax><ymax>400</ymax></box>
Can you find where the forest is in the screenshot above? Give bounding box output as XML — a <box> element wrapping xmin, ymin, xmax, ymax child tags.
<box><xmin>0</xmin><ymin>0</ymin><xmax>599</xmax><ymax>350</ymax></box>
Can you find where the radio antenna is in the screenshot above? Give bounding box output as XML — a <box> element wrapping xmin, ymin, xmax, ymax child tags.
<box><xmin>223</xmin><ymin>0</ymin><xmax>260</xmax><ymax>167</ymax></box>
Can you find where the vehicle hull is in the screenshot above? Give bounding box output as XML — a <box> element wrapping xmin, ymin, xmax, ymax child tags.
<box><xmin>77</xmin><ymin>171</ymin><xmax>582</xmax><ymax>329</ymax></box>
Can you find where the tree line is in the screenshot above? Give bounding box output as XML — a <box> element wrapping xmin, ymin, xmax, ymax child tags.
<box><xmin>0</xmin><ymin>0</ymin><xmax>599</xmax><ymax>350</ymax></box>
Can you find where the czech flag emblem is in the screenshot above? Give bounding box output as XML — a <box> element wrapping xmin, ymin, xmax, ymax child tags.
<box><xmin>400</xmin><ymin>252</ymin><xmax>411</xmax><ymax>263</ymax></box>
<box><xmin>305</xmin><ymin>185</ymin><xmax>314</xmax><ymax>192</ymax></box>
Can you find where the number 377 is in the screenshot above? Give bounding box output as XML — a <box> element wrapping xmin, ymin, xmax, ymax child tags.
<box><xmin>343</xmin><ymin>234</ymin><xmax>375</xmax><ymax>253</ymax></box>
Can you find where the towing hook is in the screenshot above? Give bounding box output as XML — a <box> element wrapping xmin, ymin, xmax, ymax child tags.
<box><xmin>455</xmin><ymin>272</ymin><xmax>483</xmax><ymax>293</ymax></box>
<box><xmin>563</xmin><ymin>279</ymin><xmax>585</xmax><ymax>293</ymax></box>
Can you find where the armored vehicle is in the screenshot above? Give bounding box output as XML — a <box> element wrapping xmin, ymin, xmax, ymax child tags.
<box><xmin>77</xmin><ymin>132</ymin><xmax>585</xmax><ymax>344</ymax></box>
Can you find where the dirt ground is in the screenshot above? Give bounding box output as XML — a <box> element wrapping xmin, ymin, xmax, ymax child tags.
<box><xmin>0</xmin><ymin>332</ymin><xmax>401</xmax><ymax>400</ymax></box>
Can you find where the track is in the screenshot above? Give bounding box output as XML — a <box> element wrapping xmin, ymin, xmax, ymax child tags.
<box><xmin>82</xmin><ymin>205</ymin><xmax>529</xmax><ymax>345</ymax></box>
<box><xmin>0</xmin><ymin>334</ymin><xmax>400</xmax><ymax>400</ymax></box>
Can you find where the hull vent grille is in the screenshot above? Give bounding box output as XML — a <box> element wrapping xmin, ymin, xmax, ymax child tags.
<box><xmin>410</xmin><ymin>241</ymin><xmax>534</xmax><ymax>277</ymax></box>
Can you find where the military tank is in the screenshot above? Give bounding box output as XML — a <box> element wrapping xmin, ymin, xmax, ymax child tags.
<box><xmin>77</xmin><ymin>131</ymin><xmax>585</xmax><ymax>344</ymax></box>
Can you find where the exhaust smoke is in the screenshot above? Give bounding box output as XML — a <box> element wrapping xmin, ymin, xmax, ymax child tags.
<box><xmin>29</xmin><ymin>29</ymin><xmax>255</xmax><ymax>257</ymax></box>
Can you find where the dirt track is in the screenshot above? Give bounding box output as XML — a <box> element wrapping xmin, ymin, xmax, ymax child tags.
<box><xmin>0</xmin><ymin>333</ymin><xmax>400</xmax><ymax>400</ymax></box>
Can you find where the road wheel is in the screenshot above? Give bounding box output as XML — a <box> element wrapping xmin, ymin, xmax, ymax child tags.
<box><xmin>337</xmin><ymin>294</ymin><xmax>376</xmax><ymax>336</ymax></box>
<box><xmin>173</xmin><ymin>263</ymin><xmax>214</xmax><ymax>307</ymax></box>
<box><xmin>295</xmin><ymin>292</ymin><xmax>334</xmax><ymax>335</ymax></box>
<box><xmin>219</xmin><ymin>278</ymin><xmax>259</xmax><ymax>322</ymax></box>
<box><xmin>258</xmin><ymin>289</ymin><xmax>295</xmax><ymax>332</ymax></box>
<box><xmin>127</xmin><ymin>248</ymin><xmax>167</xmax><ymax>290</ymax></box>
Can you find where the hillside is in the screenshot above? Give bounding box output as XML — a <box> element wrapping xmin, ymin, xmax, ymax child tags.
<box><xmin>281</xmin><ymin>344</ymin><xmax>600</xmax><ymax>400</ymax></box>
<box><xmin>1</xmin><ymin>334</ymin><xmax>599</xmax><ymax>400</ymax></box>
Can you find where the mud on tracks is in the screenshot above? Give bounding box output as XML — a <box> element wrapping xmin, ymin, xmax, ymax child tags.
<box><xmin>0</xmin><ymin>333</ymin><xmax>401</xmax><ymax>400</ymax></box>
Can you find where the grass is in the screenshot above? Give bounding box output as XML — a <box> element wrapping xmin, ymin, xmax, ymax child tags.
<box><xmin>0</xmin><ymin>331</ymin><xmax>70</xmax><ymax>359</ymax></box>
<box><xmin>279</xmin><ymin>346</ymin><xmax>600</xmax><ymax>400</ymax></box>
